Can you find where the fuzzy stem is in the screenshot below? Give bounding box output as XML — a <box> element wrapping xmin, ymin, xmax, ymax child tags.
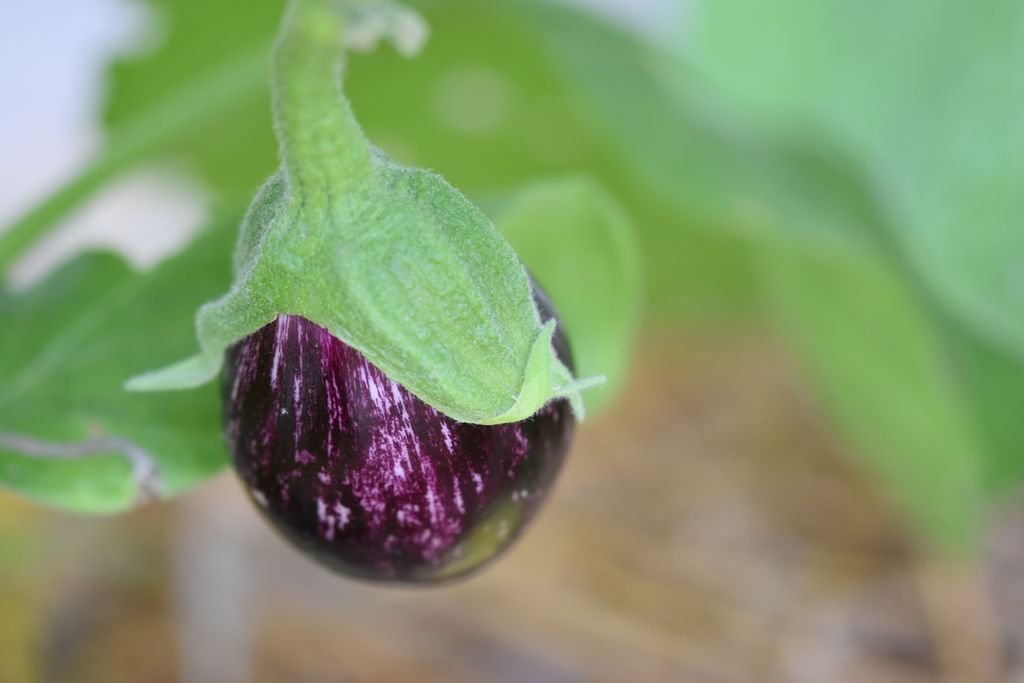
<box><xmin>272</xmin><ymin>0</ymin><xmax>375</xmax><ymax>202</ymax></box>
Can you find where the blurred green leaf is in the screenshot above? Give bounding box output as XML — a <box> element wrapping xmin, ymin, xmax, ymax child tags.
<box><xmin>352</xmin><ymin>0</ymin><xmax>761</xmax><ymax>325</ymax></box>
<box><xmin>510</xmin><ymin>1</ymin><xmax>743</xmax><ymax>223</ymax></box>
<box><xmin>0</xmin><ymin>217</ymin><xmax>237</xmax><ymax>512</ymax></box>
<box><xmin>496</xmin><ymin>176</ymin><xmax>643</xmax><ymax>414</ymax></box>
<box><xmin>760</xmin><ymin>236</ymin><xmax>986</xmax><ymax>552</ymax></box>
<box><xmin>938</xmin><ymin>312</ymin><xmax>1024</xmax><ymax>497</ymax></box>
<box><xmin>104</xmin><ymin>0</ymin><xmax>283</xmax><ymax>201</ymax></box>
<box><xmin>511</xmin><ymin>0</ymin><xmax>1024</xmax><ymax>543</ymax></box>
<box><xmin>676</xmin><ymin>0</ymin><xmax>1024</xmax><ymax>532</ymax></box>
<box><xmin>691</xmin><ymin>0</ymin><xmax>1024</xmax><ymax>364</ymax></box>
<box><xmin>731</xmin><ymin>140</ymin><xmax>1024</xmax><ymax>547</ymax></box>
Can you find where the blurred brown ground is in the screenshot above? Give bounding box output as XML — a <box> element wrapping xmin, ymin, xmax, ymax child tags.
<box><xmin>1</xmin><ymin>329</ymin><xmax>1022</xmax><ymax>683</ymax></box>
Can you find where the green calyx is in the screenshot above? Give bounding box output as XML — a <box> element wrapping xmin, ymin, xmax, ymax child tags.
<box><xmin>127</xmin><ymin>0</ymin><xmax>595</xmax><ymax>424</ymax></box>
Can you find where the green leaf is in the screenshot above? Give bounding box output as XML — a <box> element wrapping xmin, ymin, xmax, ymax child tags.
<box><xmin>0</xmin><ymin>216</ymin><xmax>238</xmax><ymax>513</ymax></box>
<box><xmin>509</xmin><ymin>0</ymin><xmax>1024</xmax><ymax>540</ymax></box>
<box><xmin>491</xmin><ymin>0</ymin><xmax>761</xmax><ymax>322</ymax></box>
<box><xmin>935</xmin><ymin>310</ymin><xmax>1024</xmax><ymax>498</ymax></box>
<box><xmin>509</xmin><ymin>1</ymin><xmax>744</xmax><ymax>223</ymax></box>
<box><xmin>495</xmin><ymin>176</ymin><xmax>642</xmax><ymax>414</ymax></box>
<box><xmin>759</xmin><ymin>236</ymin><xmax>986</xmax><ymax>552</ymax></box>
<box><xmin>673</xmin><ymin>0</ymin><xmax>1024</xmax><ymax>532</ymax></box>
<box><xmin>691</xmin><ymin>0</ymin><xmax>1024</xmax><ymax>363</ymax></box>
<box><xmin>103</xmin><ymin>0</ymin><xmax>283</xmax><ymax>201</ymax></box>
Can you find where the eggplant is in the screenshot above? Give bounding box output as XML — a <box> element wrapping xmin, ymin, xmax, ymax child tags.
<box><xmin>221</xmin><ymin>286</ymin><xmax>575</xmax><ymax>583</ymax></box>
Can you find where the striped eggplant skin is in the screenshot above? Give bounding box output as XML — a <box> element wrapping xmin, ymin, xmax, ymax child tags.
<box><xmin>221</xmin><ymin>288</ymin><xmax>575</xmax><ymax>583</ymax></box>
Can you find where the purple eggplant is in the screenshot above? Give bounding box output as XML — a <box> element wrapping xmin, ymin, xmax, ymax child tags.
<box><xmin>221</xmin><ymin>287</ymin><xmax>575</xmax><ymax>583</ymax></box>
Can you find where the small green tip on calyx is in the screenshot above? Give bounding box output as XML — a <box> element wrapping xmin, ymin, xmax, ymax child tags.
<box><xmin>551</xmin><ymin>363</ymin><xmax>606</xmax><ymax>423</ymax></box>
<box><xmin>124</xmin><ymin>354</ymin><xmax>220</xmax><ymax>392</ymax></box>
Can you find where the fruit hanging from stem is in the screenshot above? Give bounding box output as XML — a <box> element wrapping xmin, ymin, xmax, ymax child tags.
<box><xmin>222</xmin><ymin>283</ymin><xmax>576</xmax><ymax>582</ymax></box>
